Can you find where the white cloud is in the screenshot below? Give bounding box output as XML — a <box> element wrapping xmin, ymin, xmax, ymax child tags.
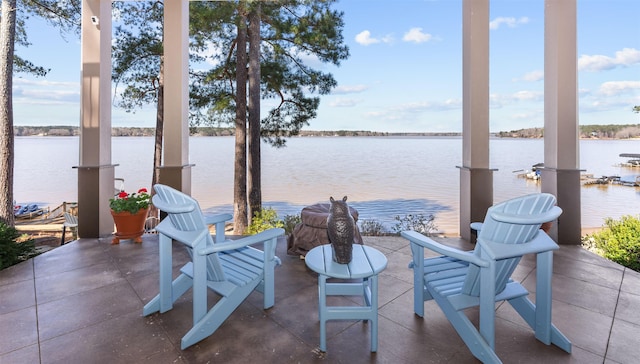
<box><xmin>490</xmin><ymin>90</ymin><xmax>543</xmax><ymax>108</ymax></box>
<box><xmin>519</xmin><ymin>70</ymin><xmax>544</xmax><ymax>82</ymax></box>
<box><xmin>578</xmin><ymin>88</ymin><xmax>592</xmax><ymax>96</ymax></box>
<box><xmin>329</xmin><ymin>98</ymin><xmax>361</xmax><ymax>107</ymax></box>
<box><xmin>579</xmin><ymin>48</ymin><xmax>640</xmax><ymax>72</ymax></box>
<box><xmin>332</xmin><ymin>85</ymin><xmax>369</xmax><ymax>94</ymax></box>
<box><xmin>511</xmin><ymin>111</ymin><xmax>541</xmax><ymax>121</ymax></box>
<box><xmin>355</xmin><ymin>30</ymin><xmax>393</xmax><ymax>46</ymax></box>
<box><xmin>598</xmin><ymin>81</ymin><xmax>640</xmax><ymax>96</ymax></box>
<box><xmin>13</xmin><ymin>78</ymin><xmax>79</xmax><ymax>104</ymax></box>
<box><xmin>512</xmin><ymin>90</ymin><xmax>543</xmax><ymax>101</ymax></box>
<box><xmin>14</xmin><ymin>78</ymin><xmax>78</xmax><ymax>88</ymax></box>
<box><xmin>355</xmin><ymin>30</ymin><xmax>380</xmax><ymax>46</ymax></box>
<box><xmin>365</xmin><ymin>99</ymin><xmax>461</xmax><ymax>121</ymax></box>
<box><xmin>489</xmin><ymin>16</ymin><xmax>529</xmax><ymax>30</ymax></box>
<box><xmin>402</xmin><ymin>28</ymin><xmax>432</xmax><ymax>43</ymax></box>
<box><xmin>381</xmin><ymin>35</ymin><xmax>395</xmax><ymax>43</ymax></box>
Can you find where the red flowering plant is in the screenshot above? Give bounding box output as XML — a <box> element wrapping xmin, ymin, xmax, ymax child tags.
<box><xmin>109</xmin><ymin>188</ymin><xmax>151</xmax><ymax>214</ymax></box>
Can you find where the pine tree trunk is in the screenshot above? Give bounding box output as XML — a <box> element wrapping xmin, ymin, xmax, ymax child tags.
<box><xmin>0</xmin><ymin>0</ymin><xmax>16</xmax><ymax>226</ymax></box>
<box><xmin>233</xmin><ymin>10</ymin><xmax>248</xmax><ymax>234</ymax></box>
<box><xmin>247</xmin><ymin>5</ymin><xmax>262</xmax><ymax>224</ymax></box>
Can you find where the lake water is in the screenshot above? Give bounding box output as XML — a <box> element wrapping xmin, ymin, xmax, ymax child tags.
<box><xmin>14</xmin><ymin>136</ymin><xmax>640</xmax><ymax>234</ymax></box>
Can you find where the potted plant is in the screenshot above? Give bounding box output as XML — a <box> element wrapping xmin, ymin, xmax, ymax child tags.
<box><xmin>109</xmin><ymin>188</ymin><xmax>151</xmax><ymax>244</ymax></box>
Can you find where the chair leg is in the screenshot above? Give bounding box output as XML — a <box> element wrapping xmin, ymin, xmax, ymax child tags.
<box><xmin>409</xmin><ymin>242</ymin><xmax>426</xmax><ymax>317</ymax></box>
<box><xmin>262</xmin><ymin>237</ymin><xmax>278</xmax><ymax>309</ymax></box>
<box><xmin>181</xmin><ymin>282</ymin><xmax>258</xmax><ymax>349</ymax></box>
<box><xmin>319</xmin><ymin>274</ymin><xmax>328</xmax><ymax>352</ymax></box>
<box><xmin>509</xmin><ymin>296</ymin><xmax>572</xmax><ymax>353</ymax></box>
<box><xmin>433</xmin><ymin>294</ymin><xmax>502</xmax><ymax>364</ymax></box>
<box><xmin>369</xmin><ymin>275</ymin><xmax>379</xmax><ymax>352</ymax></box>
<box><xmin>60</xmin><ymin>226</ymin><xmax>66</xmax><ymax>245</ymax></box>
<box><xmin>507</xmin><ymin>250</ymin><xmax>572</xmax><ymax>354</ymax></box>
<box><xmin>143</xmin><ymin>273</ymin><xmax>192</xmax><ymax>316</ymax></box>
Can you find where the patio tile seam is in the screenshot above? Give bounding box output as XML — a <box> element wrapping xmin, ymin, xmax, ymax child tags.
<box><xmin>620</xmin><ymin>268</ymin><xmax>640</xmax><ymax>295</ymax></box>
<box><xmin>0</xmin><ymin>260</ymin><xmax>34</xmax><ymax>287</ymax></box>
<box><xmin>32</xmin><ymin>258</ymin><xmax>109</xmax><ymax>280</ymax></box>
<box><xmin>241</xmin><ymin>310</ymin><xmax>318</xmax><ymax>353</ymax></box>
<box><xmin>525</xmin><ymin>275</ymin><xmax>621</xmax><ymax>317</ymax></box>
<box><xmin>35</xmin><ymin>302</ymin><xmax>144</xmax><ymax>346</ymax></box>
<box><xmin>36</xmin><ymin>278</ymin><xmax>143</xmax><ymax>316</ymax></box>
<box><xmin>569</xmin><ymin>248</ymin><xmax>626</xmax><ymax>271</ymax></box>
<box><xmin>597</xmin><ymin>273</ymin><xmax>625</xmax><ymax>362</ymax></box>
<box><xmin>0</xmin><ymin>344</ymin><xmax>39</xmax><ymax>360</ymax></box>
<box><xmin>550</xmin><ymin>273</ymin><xmax>624</xmax><ymax>293</ymax></box>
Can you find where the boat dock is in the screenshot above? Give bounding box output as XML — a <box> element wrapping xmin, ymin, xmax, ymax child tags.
<box><xmin>617</xmin><ymin>153</ymin><xmax>640</xmax><ymax>168</ymax></box>
<box><xmin>582</xmin><ymin>175</ymin><xmax>640</xmax><ymax>187</ymax></box>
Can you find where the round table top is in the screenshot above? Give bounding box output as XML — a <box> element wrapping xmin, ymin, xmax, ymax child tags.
<box><xmin>305</xmin><ymin>244</ymin><xmax>388</xmax><ymax>279</ymax></box>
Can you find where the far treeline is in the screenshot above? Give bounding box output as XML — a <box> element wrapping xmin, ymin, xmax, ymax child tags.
<box><xmin>497</xmin><ymin>124</ymin><xmax>640</xmax><ymax>139</ymax></box>
<box><xmin>13</xmin><ymin>124</ymin><xmax>640</xmax><ymax>139</ymax></box>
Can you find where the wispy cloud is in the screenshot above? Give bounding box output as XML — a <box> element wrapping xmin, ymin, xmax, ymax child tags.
<box><xmin>598</xmin><ymin>80</ymin><xmax>640</xmax><ymax>96</ymax></box>
<box><xmin>332</xmin><ymin>84</ymin><xmax>369</xmax><ymax>94</ymax></box>
<box><xmin>578</xmin><ymin>48</ymin><xmax>640</xmax><ymax>72</ymax></box>
<box><xmin>515</xmin><ymin>70</ymin><xmax>544</xmax><ymax>82</ymax></box>
<box><xmin>13</xmin><ymin>78</ymin><xmax>79</xmax><ymax>104</ymax></box>
<box><xmin>365</xmin><ymin>99</ymin><xmax>461</xmax><ymax>120</ymax></box>
<box><xmin>489</xmin><ymin>16</ymin><xmax>530</xmax><ymax>30</ymax></box>
<box><xmin>490</xmin><ymin>91</ymin><xmax>543</xmax><ymax>108</ymax></box>
<box><xmin>355</xmin><ymin>30</ymin><xmax>379</xmax><ymax>45</ymax></box>
<box><xmin>355</xmin><ymin>30</ymin><xmax>393</xmax><ymax>46</ymax></box>
<box><xmin>329</xmin><ymin>98</ymin><xmax>361</xmax><ymax>107</ymax></box>
<box><xmin>402</xmin><ymin>28</ymin><xmax>432</xmax><ymax>43</ymax></box>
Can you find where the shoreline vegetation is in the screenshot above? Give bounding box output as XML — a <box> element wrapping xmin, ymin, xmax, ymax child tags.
<box><xmin>13</xmin><ymin>124</ymin><xmax>640</xmax><ymax>139</ymax></box>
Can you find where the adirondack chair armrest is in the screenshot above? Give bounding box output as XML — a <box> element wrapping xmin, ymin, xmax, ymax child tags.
<box><xmin>152</xmin><ymin>194</ymin><xmax>197</xmax><ymax>214</ymax></box>
<box><xmin>490</xmin><ymin>206</ymin><xmax>562</xmax><ymax>225</ymax></box>
<box><xmin>198</xmin><ymin>228</ymin><xmax>285</xmax><ymax>255</ymax></box>
<box><xmin>155</xmin><ymin>218</ymin><xmax>210</xmax><ymax>248</ymax></box>
<box><xmin>401</xmin><ymin>230</ymin><xmax>489</xmax><ymax>268</ymax></box>
<box><xmin>204</xmin><ymin>213</ymin><xmax>233</xmax><ymax>225</ymax></box>
<box><xmin>470</xmin><ymin>222</ymin><xmax>483</xmax><ymax>231</ymax></box>
<box><xmin>479</xmin><ymin>231</ymin><xmax>560</xmax><ymax>260</ymax></box>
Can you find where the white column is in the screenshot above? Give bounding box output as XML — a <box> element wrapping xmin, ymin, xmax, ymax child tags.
<box><xmin>77</xmin><ymin>0</ymin><xmax>115</xmax><ymax>238</ymax></box>
<box><xmin>160</xmin><ymin>0</ymin><xmax>192</xmax><ymax>193</ymax></box>
<box><xmin>542</xmin><ymin>0</ymin><xmax>581</xmax><ymax>244</ymax></box>
<box><xmin>459</xmin><ymin>0</ymin><xmax>493</xmax><ymax>242</ymax></box>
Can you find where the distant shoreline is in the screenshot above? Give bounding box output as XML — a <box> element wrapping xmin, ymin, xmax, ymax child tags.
<box><xmin>13</xmin><ymin>124</ymin><xmax>640</xmax><ymax>139</ymax></box>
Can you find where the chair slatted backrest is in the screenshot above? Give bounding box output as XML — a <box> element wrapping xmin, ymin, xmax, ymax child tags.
<box><xmin>462</xmin><ymin>193</ymin><xmax>557</xmax><ymax>296</ymax></box>
<box><xmin>153</xmin><ymin>184</ymin><xmax>226</xmax><ymax>281</ymax></box>
<box><xmin>64</xmin><ymin>212</ymin><xmax>78</xmax><ymax>226</ymax></box>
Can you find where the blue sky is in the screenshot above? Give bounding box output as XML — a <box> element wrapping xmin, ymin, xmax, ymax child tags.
<box><xmin>13</xmin><ymin>0</ymin><xmax>640</xmax><ymax>132</ymax></box>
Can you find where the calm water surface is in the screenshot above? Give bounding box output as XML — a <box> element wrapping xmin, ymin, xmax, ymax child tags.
<box><xmin>14</xmin><ymin>136</ymin><xmax>640</xmax><ymax>234</ymax></box>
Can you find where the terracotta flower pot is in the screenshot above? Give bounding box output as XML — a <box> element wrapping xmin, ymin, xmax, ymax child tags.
<box><xmin>111</xmin><ymin>208</ymin><xmax>149</xmax><ymax>244</ymax></box>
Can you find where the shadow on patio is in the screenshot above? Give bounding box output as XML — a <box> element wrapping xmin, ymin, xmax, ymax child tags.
<box><xmin>1</xmin><ymin>234</ymin><xmax>639</xmax><ymax>363</ymax></box>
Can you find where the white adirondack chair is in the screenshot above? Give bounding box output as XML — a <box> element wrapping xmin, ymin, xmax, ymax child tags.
<box><xmin>61</xmin><ymin>212</ymin><xmax>78</xmax><ymax>245</ymax></box>
<box><xmin>401</xmin><ymin>193</ymin><xmax>571</xmax><ymax>363</ymax></box>
<box><xmin>143</xmin><ymin>184</ymin><xmax>284</xmax><ymax>349</ymax></box>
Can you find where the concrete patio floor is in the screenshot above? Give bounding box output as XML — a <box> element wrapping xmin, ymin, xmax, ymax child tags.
<box><xmin>1</xmin><ymin>233</ymin><xmax>639</xmax><ymax>363</ymax></box>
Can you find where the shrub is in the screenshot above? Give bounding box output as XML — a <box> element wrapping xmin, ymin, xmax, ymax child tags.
<box><xmin>392</xmin><ymin>213</ymin><xmax>437</xmax><ymax>236</ymax></box>
<box><xmin>282</xmin><ymin>214</ymin><xmax>301</xmax><ymax>235</ymax></box>
<box><xmin>247</xmin><ymin>208</ymin><xmax>285</xmax><ymax>235</ymax></box>
<box><xmin>582</xmin><ymin>215</ymin><xmax>640</xmax><ymax>272</ymax></box>
<box><xmin>0</xmin><ymin>223</ymin><xmax>39</xmax><ymax>270</ymax></box>
<box><xmin>360</xmin><ymin>219</ymin><xmax>386</xmax><ymax>236</ymax></box>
